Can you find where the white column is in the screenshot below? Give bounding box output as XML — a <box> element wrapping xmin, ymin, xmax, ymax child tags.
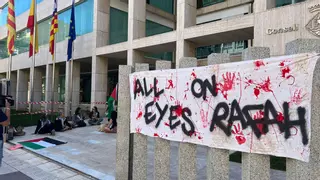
<box><xmin>175</xmin><ymin>0</ymin><xmax>196</xmax><ymax>68</ymax></box>
<box><xmin>16</xmin><ymin>69</ymin><xmax>28</xmax><ymax>110</ymax></box>
<box><xmin>64</xmin><ymin>61</ymin><xmax>80</xmax><ymax>116</ymax></box>
<box><xmin>45</xmin><ymin>64</ymin><xmax>59</xmax><ymax>111</ymax></box>
<box><xmin>31</xmin><ymin>67</ymin><xmax>43</xmax><ymax>111</ymax></box>
<box><xmin>91</xmin><ymin>56</ymin><xmax>108</xmax><ymax>113</ymax></box>
<box><xmin>127</xmin><ymin>0</ymin><xmax>146</xmax><ymax>65</ymax></box>
<box><xmin>93</xmin><ymin>0</ymin><xmax>110</xmax><ymax>47</ymax></box>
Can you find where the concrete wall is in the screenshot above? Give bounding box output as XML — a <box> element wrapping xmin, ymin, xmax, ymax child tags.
<box><xmin>254</xmin><ymin>0</ymin><xmax>320</xmax><ymax>56</ymax></box>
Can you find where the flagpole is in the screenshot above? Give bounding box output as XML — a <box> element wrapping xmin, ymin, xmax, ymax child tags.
<box><xmin>69</xmin><ymin>42</ymin><xmax>74</xmax><ymax>117</ymax></box>
<box><xmin>51</xmin><ymin>33</ymin><xmax>57</xmax><ymax>119</ymax></box>
<box><xmin>29</xmin><ymin>1</ymin><xmax>37</xmax><ymax>113</ymax></box>
<box><xmin>7</xmin><ymin>55</ymin><xmax>12</xmax><ymax>80</ymax></box>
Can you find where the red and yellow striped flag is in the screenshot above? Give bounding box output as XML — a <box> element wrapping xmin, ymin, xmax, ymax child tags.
<box><xmin>49</xmin><ymin>0</ymin><xmax>58</xmax><ymax>60</ymax></box>
<box><xmin>27</xmin><ymin>0</ymin><xmax>39</xmax><ymax>58</ymax></box>
<box><xmin>7</xmin><ymin>0</ymin><xmax>16</xmax><ymax>55</ymax></box>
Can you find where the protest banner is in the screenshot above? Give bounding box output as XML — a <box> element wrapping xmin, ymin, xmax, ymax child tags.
<box><xmin>129</xmin><ymin>53</ymin><xmax>319</xmax><ymax>162</ymax></box>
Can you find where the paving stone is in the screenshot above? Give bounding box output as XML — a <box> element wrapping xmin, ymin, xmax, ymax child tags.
<box><xmin>15</xmin><ymin>152</ymin><xmax>37</xmax><ymax>161</ymax></box>
<box><xmin>37</xmin><ymin>162</ymin><xmax>62</xmax><ymax>172</ymax></box>
<box><xmin>66</xmin><ymin>175</ymin><xmax>92</xmax><ymax>180</ymax></box>
<box><xmin>50</xmin><ymin>168</ymin><xmax>78</xmax><ymax>179</ymax></box>
<box><xmin>0</xmin><ymin>162</ymin><xmax>17</xmax><ymax>175</ymax></box>
<box><xmin>25</xmin><ymin>157</ymin><xmax>48</xmax><ymax>166</ymax></box>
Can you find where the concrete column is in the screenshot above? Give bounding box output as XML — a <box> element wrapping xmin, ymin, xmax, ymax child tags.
<box><xmin>9</xmin><ymin>71</ymin><xmax>17</xmax><ymax>104</ymax></box>
<box><xmin>91</xmin><ymin>56</ymin><xmax>108</xmax><ymax>113</ymax></box>
<box><xmin>116</xmin><ymin>65</ymin><xmax>132</xmax><ymax>180</ymax></box>
<box><xmin>207</xmin><ymin>53</ymin><xmax>230</xmax><ymax>180</ymax></box>
<box><xmin>127</xmin><ymin>49</ymin><xmax>145</xmax><ymax>66</ymax></box>
<box><xmin>241</xmin><ymin>47</ymin><xmax>271</xmax><ymax>180</ymax></box>
<box><xmin>132</xmin><ymin>63</ymin><xmax>149</xmax><ymax>180</ymax></box>
<box><xmin>31</xmin><ymin>67</ymin><xmax>44</xmax><ymax>111</ymax></box>
<box><xmin>175</xmin><ymin>0</ymin><xmax>196</xmax><ymax>68</ymax></box>
<box><xmin>65</xmin><ymin>61</ymin><xmax>80</xmax><ymax>116</ymax></box>
<box><xmin>93</xmin><ymin>0</ymin><xmax>110</xmax><ymax>47</ymax></box>
<box><xmin>45</xmin><ymin>64</ymin><xmax>59</xmax><ymax>111</ymax></box>
<box><xmin>154</xmin><ymin>61</ymin><xmax>172</xmax><ymax>180</ymax></box>
<box><xmin>16</xmin><ymin>69</ymin><xmax>28</xmax><ymax>110</ymax></box>
<box><xmin>285</xmin><ymin>39</ymin><xmax>320</xmax><ymax>180</ymax></box>
<box><xmin>178</xmin><ymin>57</ymin><xmax>197</xmax><ymax>180</ymax></box>
<box><xmin>72</xmin><ymin>61</ymin><xmax>80</xmax><ymax>114</ymax></box>
<box><xmin>128</xmin><ymin>0</ymin><xmax>146</xmax><ymax>41</ymax></box>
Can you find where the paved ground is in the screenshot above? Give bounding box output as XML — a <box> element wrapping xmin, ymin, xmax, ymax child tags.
<box><xmin>10</xmin><ymin>123</ymin><xmax>286</xmax><ymax>180</ymax></box>
<box><xmin>1</xmin><ymin>143</ymin><xmax>93</xmax><ymax>180</ymax></box>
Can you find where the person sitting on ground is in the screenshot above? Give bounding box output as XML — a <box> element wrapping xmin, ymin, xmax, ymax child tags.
<box><xmin>34</xmin><ymin>114</ymin><xmax>55</xmax><ymax>135</ymax></box>
<box><xmin>104</xmin><ymin>110</ymin><xmax>117</xmax><ymax>133</ymax></box>
<box><xmin>72</xmin><ymin>107</ymin><xmax>87</xmax><ymax>128</ymax></box>
<box><xmin>55</xmin><ymin>112</ymin><xmax>72</xmax><ymax>132</ymax></box>
<box><xmin>88</xmin><ymin>106</ymin><xmax>103</xmax><ymax>126</ymax></box>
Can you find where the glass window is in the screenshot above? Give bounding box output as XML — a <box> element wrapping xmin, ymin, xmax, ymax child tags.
<box><xmin>196</xmin><ymin>40</ymin><xmax>248</xmax><ymax>59</ymax></box>
<box><xmin>0</xmin><ymin>0</ymin><xmax>44</xmax><ymax>27</ymax></box>
<box><xmin>15</xmin><ymin>29</ymin><xmax>30</xmax><ymax>55</ymax></box>
<box><xmin>0</xmin><ymin>38</ymin><xmax>8</xmax><ymax>59</ymax></box>
<box><xmin>38</xmin><ymin>18</ymin><xmax>51</xmax><ymax>46</ymax></box>
<box><xmin>56</xmin><ymin>0</ymin><xmax>94</xmax><ymax>42</ymax></box>
<box><xmin>58</xmin><ymin>75</ymin><xmax>65</xmax><ymax>102</ymax></box>
<box><xmin>145</xmin><ymin>20</ymin><xmax>173</xmax><ymax>61</ymax></box>
<box><xmin>109</xmin><ymin>8</ymin><xmax>128</xmax><ymax>45</ymax></box>
<box><xmin>197</xmin><ymin>0</ymin><xmax>225</xmax><ymax>8</ymax></box>
<box><xmin>276</xmin><ymin>0</ymin><xmax>305</xmax><ymax>7</ymax></box>
<box><xmin>148</xmin><ymin>0</ymin><xmax>174</xmax><ymax>14</ymax></box>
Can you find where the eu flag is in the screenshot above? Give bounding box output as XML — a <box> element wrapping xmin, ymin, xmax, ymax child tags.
<box><xmin>67</xmin><ymin>0</ymin><xmax>76</xmax><ymax>61</ymax></box>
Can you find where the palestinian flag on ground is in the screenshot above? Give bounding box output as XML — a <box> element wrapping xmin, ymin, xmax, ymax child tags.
<box><xmin>107</xmin><ymin>84</ymin><xmax>118</xmax><ymax>119</ymax></box>
<box><xmin>19</xmin><ymin>137</ymin><xmax>66</xmax><ymax>150</ymax></box>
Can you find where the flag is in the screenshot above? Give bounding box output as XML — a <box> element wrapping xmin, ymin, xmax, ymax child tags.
<box><xmin>7</xmin><ymin>0</ymin><xmax>16</xmax><ymax>55</ymax></box>
<box><xmin>27</xmin><ymin>0</ymin><xmax>39</xmax><ymax>57</ymax></box>
<box><xmin>67</xmin><ymin>0</ymin><xmax>76</xmax><ymax>61</ymax></box>
<box><xmin>19</xmin><ymin>137</ymin><xmax>66</xmax><ymax>150</ymax></box>
<box><xmin>49</xmin><ymin>0</ymin><xmax>58</xmax><ymax>60</ymax></box>
<box><xmin>107</xmin><ymin>84</ymin><xmax>118</xmax><ymax>119</ymax></box>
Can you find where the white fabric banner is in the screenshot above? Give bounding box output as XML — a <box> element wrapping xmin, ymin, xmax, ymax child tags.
<box><xmin>129</xmin><ymin>53</ymin><xmax>319</xmax><ymax>162</ymax></box>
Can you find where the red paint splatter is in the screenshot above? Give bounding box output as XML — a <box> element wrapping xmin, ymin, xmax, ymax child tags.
<box><xmin>231</xmin><ymin>123</ymin><xmax>246</xmax><ymax>145</ymax></box>
<box><xmin>253</xmin><ymin>110</ymin><xmax>265</xmax><ymax>134</ymax></box>
<box><xmin>136</xmin><ymin>111</ymin><xmax>143</xmax><ymax>120</ymax></box>
<box><xmin>258</xmin><ymin>77</ymin><xmax>273</xmax><ymax>93</ymax></box>
<box><xmin>191</xmin><ymin>71</ymin><xmax>197</xmax><ymax>79</ymax></box>
<box><xmin>164</xmin><ymin>122</ymin><xmax>170</xmax><ymax>127</ymax></box>
<box><xmin>217</xmin><ymin>72</ymin><xmax>236</xmax><ymax>100</ymax></box>
<box><xmin>170</xmin><ymin>95</ymin><xmax>175</xmax><ymax>101</ymax></box>
<box><xmin>235</xmin><ymin>136</ymin><xmax>246</xmax><ymax>145</ymax></box>
<box><xmin>200</xmin><ymin>109</ymin><xmax>209</xmax><ymax>128</ymax></box>
<box><xmin>154</xmin><ymin>133</ymin><xmax>159</xmax><ymax>137</ymax></box>
<box><xmin>281</xmin><ymin>67</ymin><xmax>291</xmax><ymax>78</ymax></box>
<box><xmin>166</xmin><ymin>80</ymin><xmax>174</xmax><ymax>89</ymax></box>
<box><xmin>277</xmin><ymin>112</ymin><xmax>284</xmax><ymax>123</ymax></box>
<box><xmin>154</xmin><ymin>96</ymin><xmax>160</xmax><ymax>102</ymax></box>
<box><xmin>174</xmin><ymin>105</ymin><xmax>183</xmax><ymax>117</ymax></box>
<box><xmin>198</xmin><ymin>136</ymin><xmax>203</xmax><ymax>140</ymax></box>
<box><xmin>279</xmin><ymin>61</ymin><xmax>285</xmax><ymax>67</ymax></box>
<box><xmin>290</xmin><ymin>89</ymin><xmax>306</xmax><ymax>105</ymax></box>
<box><xmin>254</xmin><ymin>60</ymin><xmax>265</xmax><ymax>70</ymax></box>
<box><xmin>254</xmin><ymin>88</ymin><xmax>260</xmax><ymax>98</ymax></box>
<box><xmin>136</xmin><ymin>127</ymin><xmax>142</xmax><ymax>133</ymax></box>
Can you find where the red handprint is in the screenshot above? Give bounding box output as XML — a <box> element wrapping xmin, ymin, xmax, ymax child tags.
<box><xmin>290</xmin><ymin>89</ymin><xmax>306</xmax><ymax>106</ymax></box>
<box><xmin>218</xmin><ymin>72</ymin><xmax>236</xmax><ymax>99</ymax></box>
<box><xmin>166</xmin><ymin>80</ymin><xmax>175</xmax><ymax>89</ymax></box>
<box><xmin>231</xmin><ymin>123</ymin><xmax>246</xmax><ymax>145</ymax></box>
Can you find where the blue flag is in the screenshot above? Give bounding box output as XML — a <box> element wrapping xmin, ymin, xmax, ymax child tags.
<box><xmin>67</xmin><ymin>0</ymin><xmax>76</xmax><ymax>61</ymax></box>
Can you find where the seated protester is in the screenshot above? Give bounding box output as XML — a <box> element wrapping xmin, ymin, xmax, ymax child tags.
<box><xmin>34</xmin><ymin>114</ymin><xmax>55</xmax><ymax>135</ymax></box>
<box><xmin>104</xmin><ymin>111</ymin><xmax>117</xmax><ymax>133</ymax></box>
<box><xmin>88</xmin><ymin>106</ymin><xmax>103</xmax><ymax>126</ymax></box>
<box><xmin>72</xmin><ymin>107</ymin><xmax>87</xmax><ymax>128</ymax></box>
<box><xmin>55</xmin><ymin>112</ymin><xmax>72</xmax><ymax>132</ymax></box>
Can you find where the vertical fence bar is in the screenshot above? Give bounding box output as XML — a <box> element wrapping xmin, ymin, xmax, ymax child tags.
<box><xmin>206</xmin><ymin>53</ymin><xmax>230</xmax><ymax>180</ymax></box>
<box><xmin>178</xmin><ymin>57</ymin><xmax>198</xmax><ymax>180</ymax></box>
<box><xmin>154</xmin><ymin>61</ymin><xmax>172</xmax><ymax>180</ymax></box>
<box><xmin>132</xmin><ymin>63</ymin><xmax>149</xmax><ymax>180</ymax></box>
<box><xmin>241</xmin><ymin>47</ymin><xmax>271</xmax><ymax>180</ymax></box>
<box><xmin>285</xmin><ymin>39</ymin><xmax>320</xmax><ymax>179</ymax></box>
<box><xmin>116</xmin><ymin>65</ymin><xmax>132</xmax><ymax>180</ymax></box>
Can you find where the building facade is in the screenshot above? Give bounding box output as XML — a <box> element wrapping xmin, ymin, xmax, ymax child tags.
<box><xmin>0</xmin><ymin>0</ymin><xmax>319</xmax><ymax>114</ymax></box>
